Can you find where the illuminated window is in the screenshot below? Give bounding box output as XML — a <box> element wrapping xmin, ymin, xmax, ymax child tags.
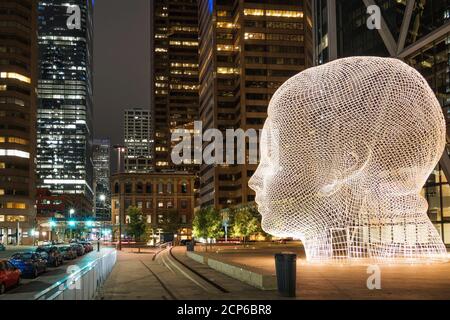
<box><xmin>244</xmin><ymin>9</ymin><xmax>264</xmax><ymax>16</ymax></box>
<box><xmin>217</xmin><ymin>10</ymin><xmax>228</xmax><ymax>17</ymax></box>
<box><xmin>0</xmin><ymin>72</ymin><xmax>31</xmax><ymax>84</ymax></box>
<box><xmin>6</xmin><ymin>202</ymin><xmax>26</xmax><ymax>209</ymax></box>
<box><xmin>6</xmin><ymin>215</ymin><xmax>26</xmax><ymax>222</ymax></box>
<box><xmin>0</xmin><ymin>137</ymin><xmax>29</xmax><ymax>145</ymax></box>
<box><xmin>169</xmin><ymin>41</ymin><xmax>198</xmax><ymax>47</ymax></box>
<box><xmin>147</xmin><ymin>215</ymin><xmax>152</xmax><ymax>223</ymax></box>
<box><xmin>245</xmin><ymin>33</ymin><xmax>265</xmax><ymax>40</ymax></box>
<box><xmin>0</xmin><ymin>189</ymin><xmax>4</xmax><ymax>195</ymax></box>
<box><xmin>217</xmin><ymin>22</ymin><xmax>235</xmax><ymax>29</ymax></box>
<box><xmin>217</xmin><ymin>67</ymin><xmax>239</xmax><ymax>74</ymax></box>
<box><xmin>266</xmin><ymin>10</ymin><xmax>303</xmax><ymax>18</ymax></box>
<box><xmin>243</xmin><ymin>9</ymin><xmax>303</xmax><ymax>18</ymax></box>
<box><xmin>158</xmin><ymin>201</ymin><xmax>164</xmax><ymax>208</ymax></box>
<box><xmin>217</xmin><ymin>44</ymin><xmax>235</xmax><ymax>51</ymax></box>
<box><xmin>0</xmin><ymin>215</ymin><xmax>4</xmax><ymax>222</ymax></box>
<box><xmin>0</xmin><ymin>149</ymin><xmax>30</xmax><ymax>159</ymax></box>
<box><xmin>0</xmin><ymin>163</ymin><xmax>5</xmax><ymax>169</ymax></box>
<box><xmin>0</xmin><ymin>85</ymin><xmax>6</xmax><ymax>91</ymax></box>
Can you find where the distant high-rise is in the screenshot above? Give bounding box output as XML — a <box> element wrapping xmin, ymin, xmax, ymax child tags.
<box><xmin>124</xmin><ymin>108</ymin><xmax>153</xmax><ymax>173</ymax></box>
<box><xmin>198</xmin><ymin>0</ymin><xmax>313</xmax><ymax>208</ymax></box>
<box><xmin>312</xmin><ymin>0</ymin><xmax>450</xmax><ymax>243</ymax></box>
<box><xmin>151</xmin><ymin>0</ymin><xmax>200</xmax><ymax>172</ymax></box>
<box><xmin>93</xmin><ymin>139</ymin><xmax>111</xmax><ymax>220</ymax></box>
<box><xmin>0</xmin><ymin>0</ymin><xmax>38</xmax><ymax>245</ymax></box>
<box><xmin>36</xmin><ymin>0</ymin><xmax>94</xmax><ymax>204</ymax></box>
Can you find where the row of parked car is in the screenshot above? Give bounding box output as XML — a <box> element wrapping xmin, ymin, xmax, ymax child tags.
<box><xmin>0</xmin><ymin>240</ymin><xmax>94</xmax><ymax>295</ymax></box>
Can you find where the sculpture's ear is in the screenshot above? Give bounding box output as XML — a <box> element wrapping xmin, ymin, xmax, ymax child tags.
<box><xmin>318</xmin><ymin>141</ymin><xmax>372</xmax><ymax>197</ymax></box>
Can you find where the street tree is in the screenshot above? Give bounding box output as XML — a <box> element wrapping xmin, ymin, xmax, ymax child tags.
<box><xmin>159</xmin><ymin>209</ymin><xmax>181</xmax><ymax>235</ymax></box>
<box><xmin>231</xmin><ymin>204</ymin><xmax>260</xmax><ymax>244</ymax></box>
<box><xmin>193</xmin><ymin>206</ymin><xmax>223</xmax><ymax>251</ymax></box>
<box><xmin>126</xmin><ymin>206</ymin><xmax>147</xmax><ymax>242</ymax></box>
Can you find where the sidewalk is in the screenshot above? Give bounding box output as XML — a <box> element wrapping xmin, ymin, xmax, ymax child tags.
<box><xmin>97</xmin><ymin>248</ymin><xmax>282</xmax><ymax>300</ymax></box>
<box><xmin>189</xmin><ymin>245</ymin><xmax>450</xmax><ymax>299</ymax></box>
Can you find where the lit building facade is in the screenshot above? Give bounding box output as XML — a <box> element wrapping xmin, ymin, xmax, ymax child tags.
<box><xmin>124</xmin><ymin>108</ymin><xmax>153</xmax><ymax>173</ymax></box>
<box><xmin>198</xmin><ymin>0</ymin><xmax>313</xmax><ymax>208</ymax></box>
<box><xmin>151</xmin><ymin>0</ymin><xmax>200</xmax><ymax>172</ymax></box>
<box><xmin>0</xmin><ymin>0</ymin><xmax>38</xmax><ymax>245</ymax></box>
<box><xmin>111</xmin><ymin>172</ymin><xmax>196</xmax><ymax>239</ymax></box>
<box><xmin>313</xmin><ymin>0</ymin><xmax>450</xmax><ymax>244</ymax></box>
<box><xmin>93</xmin><ymin>138</ymin><xmax>111</xmax><ymax>220</ymax></box>
<box><xmin>36</xmin><ymin>0</ymin><xmax>94</xmax><ymax>202</ymax></box>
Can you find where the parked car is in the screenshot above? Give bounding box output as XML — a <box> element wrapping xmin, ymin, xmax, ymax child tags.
<box><xmin>58</xmin><ymin>245</ymin><xmax>77</xmax><ymax>260</ymax></box>
<box><xmin>0</xmin><ymin>260</ymin><xmax>20</xmax><ymax>294</ymax></box>
<box><xmin>9</xmin><ymin>252</ymin><xmax>47</xmax><ymax>278</ymax></box>
<box><xmin>79</xmin><ymin>241</ymin><xmax>93</xmax><ymax>253</ymax></box>
<box><xmin>0</xmin><ymin>243</ymin><xmax>5</xmax><ymax>252</ymax></box>
<box><xmin>70</xmin><ymin>243</ymin><xmax>85</xmax><ymax>257</ymax></box>
<box><xmin>35</xmin><ymin>246</ymin><xmax>63</xmax><ymax>267</ymax></box>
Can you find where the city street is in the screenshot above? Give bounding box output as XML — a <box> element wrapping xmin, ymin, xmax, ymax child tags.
<box><xmin>0</xmin><ymin>246</ymin><xmax>112</xmax><ymax>300</ymax></box>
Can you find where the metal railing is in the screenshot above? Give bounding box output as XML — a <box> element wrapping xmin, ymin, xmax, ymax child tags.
<box><xmin>34</xmin><ymin>249</ymin><xmax>117</xmax><ymax>300</ymax></box>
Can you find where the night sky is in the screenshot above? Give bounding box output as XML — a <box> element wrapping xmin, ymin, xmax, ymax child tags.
<box><xmin>93</xmin><ymin>0</ymin><xmax>151</xmax><ymax>157</ymax></box>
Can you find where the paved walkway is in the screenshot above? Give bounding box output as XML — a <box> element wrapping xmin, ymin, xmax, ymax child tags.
<box><xmin>192</xmin><ymin>243</ymin><xmax>450</xmax><ymax>299</ymax></box>
<box><xmin>96</xmin><ymin>247</ymin><xmax>281</xmax><ymax>300</ymax></box>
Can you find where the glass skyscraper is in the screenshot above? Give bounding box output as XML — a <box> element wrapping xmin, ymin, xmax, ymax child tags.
<box><xmin>313</xmin><ymin>0</ymin><xmax>450</xmax><ymax>244</ymax></box>
<box><xmin>36</xmin><ymin>0</ymin><xmax>94</xmax><ymax>204</ymax></box>
<box><xmin>93</xmin><ymin>138</ymin><xmax>111</xmax><ymax>220</ymax></box>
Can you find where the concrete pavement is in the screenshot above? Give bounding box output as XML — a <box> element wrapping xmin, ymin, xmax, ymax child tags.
<box><xmin>96</xmin><ymin>246</ymin><xmax>281</xmax><ymax>300</ymax></box>
<box><xmin>190</xmin><ymin>243</ymin><xmax>450</xmax><ymax>299</ymax></box>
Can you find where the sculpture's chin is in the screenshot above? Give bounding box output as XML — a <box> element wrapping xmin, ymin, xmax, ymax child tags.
<box><xmin>261</xmin><ymin>215</ymin><xmax>301</xmax><ymax>239</ymax></box>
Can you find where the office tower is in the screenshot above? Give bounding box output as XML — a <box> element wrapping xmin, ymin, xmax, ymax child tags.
<box><xmin>312</xmin><ymin>0</ymin><xmax>450</xmax><ymax>243</ymax></box>
<box><xmin>151</xmin><ymin>0</ymin><xmax>200</xmax><ymax>172</ymax></box>
<box><xmin>0</xmin><ymin>0</ymin><xmax>37</xmax><ymax>245</ymax></box>
<box><xmin>124</xmin><ymin>108</ymin><xmax>153</xmax><ymax>173</ymax></box>
<box><xmin>198</xmin><ymin>0</ymin><xmax>313</xmax><ymax>208</ymax></box>
<box><xmin>36</xmin><ymin>0</ymin><xmax>94</xmax><ymax>203</ymax></box>
<box><xmin>93</xmin><ymin>138</ymin><xmax>111</xmax><ymax>220</ymax></box>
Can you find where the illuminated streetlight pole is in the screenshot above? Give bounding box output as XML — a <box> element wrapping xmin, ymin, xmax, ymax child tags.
<box><xmin>69</xmin><ymin>209</ymin><xmax>75</xmax><ymax>241</ymax></box>
<box><xmin>113</xmin><ymin>145</ymin><xmax>126</xmax><ymax>251</ymax></box>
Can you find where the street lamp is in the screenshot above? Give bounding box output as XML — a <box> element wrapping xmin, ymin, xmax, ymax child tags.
<box><xmin>113</xmin><ymin>145</ymin><xmax>127</xmax><ymax>251</ymax></box>
<box><xmin>68</xmin><ymin>220</ymin><xmax>76</xmax><ymax>240</ymax></box>
<box><xmin>99</xmin><ymin>194</ymin><xmax>106</xmax><ymax>202</ymax></box>
<box><xmin>69</xmin><ymin>208</ymin><xmax>75</xmax><ymax>217</ymax></box>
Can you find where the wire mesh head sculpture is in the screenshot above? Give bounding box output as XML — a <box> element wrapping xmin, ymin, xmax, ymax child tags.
<box><xmin>249</xmin><ymin>56</ymin><xmax>448</xmax><ymax>263</ymax></box>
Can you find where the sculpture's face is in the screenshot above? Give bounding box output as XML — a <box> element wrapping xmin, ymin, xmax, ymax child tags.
<box><xmin>249</xmin><ymin>57</ymin><xmax>446</xmax><ymax>242</ymax></box>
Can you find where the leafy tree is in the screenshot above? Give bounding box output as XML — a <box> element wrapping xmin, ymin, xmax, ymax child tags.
<box><xmin>126</xmin><ymin>206</ymin><xmax>147</xmax><ymax>241</ymax></box>
<box><xmin>231</xmin><ymin>204</ymin><xmax>260</xmax><ymax>243</ymax></box>
<box><xmin>159</xmin><ymin>209</ymin><xmax>181</xmax><ymax>235</ymax></box>
<box><xmin>193</xmin><ymin>206</ymin><xmax>223</xmax><ymax>251</ymax></box>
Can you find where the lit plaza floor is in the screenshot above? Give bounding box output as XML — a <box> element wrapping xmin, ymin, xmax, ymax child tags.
<box><xmin>192</xmin><ymin>242</ymin><xmax>450</xmax><ymax>300</ymax></box>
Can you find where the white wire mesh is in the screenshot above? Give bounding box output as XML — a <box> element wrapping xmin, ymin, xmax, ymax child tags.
<box><xmin>249</xmin><ymin>56</ymin><xmax>448</xmax><ymax>263</ymax></box>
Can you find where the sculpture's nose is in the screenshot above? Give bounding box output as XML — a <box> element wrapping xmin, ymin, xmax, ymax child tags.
<box><xmin>248</xmin><ymin>169</ymin><xmax>263</xmax><ymax>194</ymax></box>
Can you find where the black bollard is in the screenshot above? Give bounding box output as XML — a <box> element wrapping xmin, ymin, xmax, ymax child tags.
<box><xmin>275</xmin><ymin>252</ymin><xmax>297</xmax><ymax>297</ymax></box>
